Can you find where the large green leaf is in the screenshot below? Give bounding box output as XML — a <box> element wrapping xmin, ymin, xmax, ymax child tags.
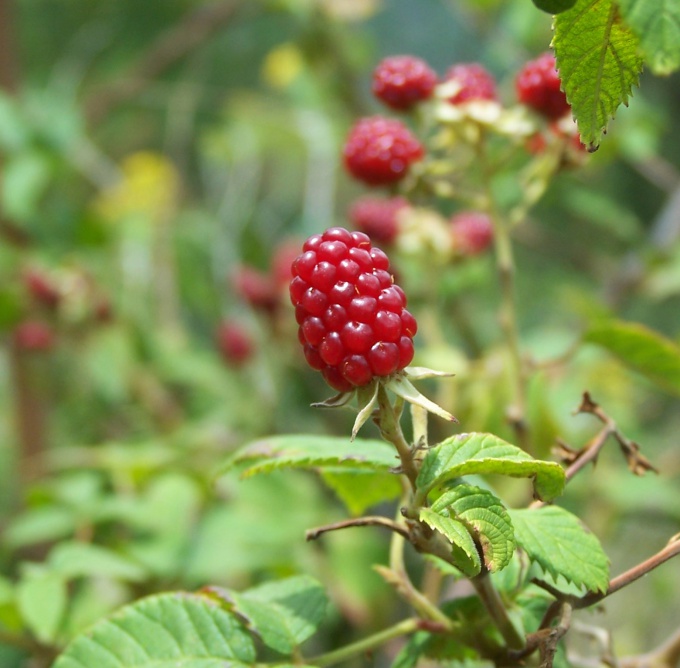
<box><xmin>431</xmin><ymin>485</ymin><xmax>515</xmax><ymax>572</ymax></box>
<box><xmin>221</xmin><ymin>435</ymin><xmax>399</xmax><ymax>478</ymax></box>
<box><xmin>53</xmin><ymin>592</ymin><xmax>255</xmax><ymax>668</ymax></box>
<box><xmin>416</xmin><ymin>433</ymin><xmax>565</xmax><ymax>502</ymax></box>
<box><xmin>419</xmin><ymin>508</ymin><xmax>482</xmax><ymax>577</ymax></box>
<box><xmin>509</xmin><ymin>507</ymin><xmax>610</xmax><ymax>593</ymax></box>
<box><xmin>618</xmin><ymin>0</ymin><xmax>680</xmax><ymax>75</ymax></box>
<box><xmin>584</xmin><ymin>319</ymin><xmax>680</xmax><ymax>395</ymax></box>
<box><xmin>553</xmin><ymin>0</ymin><xmax>644</xmax><ymax>149</ymax></box>
<box><xmin>218</xmin><ymin>576</ymin><xmax>328</xmax><ymax>655</ymax></box>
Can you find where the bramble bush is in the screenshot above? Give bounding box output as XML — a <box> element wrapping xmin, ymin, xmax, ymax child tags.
<box><xmin>1</xmin><ymin>1</ymin><xmax>680</xmax><ymax>667</ymax></box>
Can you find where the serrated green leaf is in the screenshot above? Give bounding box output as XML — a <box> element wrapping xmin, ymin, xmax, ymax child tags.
<box><xmin>584</xmin><ymin>319</ymin><xmax>680</xmax><ymax>395</ymax></box>
<box><xmin>431</xmin><ymin>485</ymin><xmax>515</xmax><ymax>572</ymax></box>
<box><xmin>320</xmin><ymin>470</ymin><xmax>402</xmax><ymax>516</ymax></box>
<box><xmin>416</xmin><ymin>433</ymin><xmax>565</xmax><ymax>502</ymax></box>
<box><xmin>618</xmin><ymin>0</ymin><xmax>680</xmax><ymax>75</ymax></box>
<box><xmin>509</xmin><ymin>507</ymin><xmax>610</xmax><ymax>593</ymax></box>
<box><xmin>226</xmin><ymin>576</ymin><xmax>327</xmax><ymax>654</ymax></box>
<box><xmin>220</xmin><ymin>435</ymin><xmax>399</xmax><ymax>478</ymax></box>
<box><xmin>420</xmin><ymin>508</ymin><xmax>482</xmax><ymax>577</ymax></box>
<box><xmin>553</xmin><ymin>0</ymin><xmax>643</xmax><ymax>149</ymax></box>
<box><xmin>53</xmin><ymin>592</ymin><xmax>255</xmax><ymax>668</ymax></box>
<box><xmin>17</xmin><ymin>570</ymin><xmax>67</xmax><ymax>644</ymax></box>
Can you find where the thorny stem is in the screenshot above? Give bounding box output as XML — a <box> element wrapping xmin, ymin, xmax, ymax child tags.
<box><xmin>477</xmin><ymin>135</ymin><xmax>529</xmax><ymax>448</ymax></box>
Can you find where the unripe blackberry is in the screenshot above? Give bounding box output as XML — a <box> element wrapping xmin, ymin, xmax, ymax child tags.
<box><xmin>349</xmin><ymin>196</ymin><xmax>409</xmax><ymax>245</ymax></box>
<box><xmin>343</xmin><ymin>116</ymin><xmax>424</xmax><ymax>186</ymax></box>
<box><xmin>444</xmin><ymin>63</ymin><xmax>497</xmax><ymax>104</ymax></box>
<box><xmin>450</xmin><ymin>211</ymin><xmax>494</xmax><ymax>255</ymax></box>
<box><xmin>515</xmin><ymin>52</ymin><xmax>570</xmax><ymax>120</ymax></box>
<box><xmin>372</xmin><ymin>56</ymin><xmax>437</xmax><ymax>110</ymax></box>
<box><xmin>290</xmin><ymin>227</ymin><xmax>416</xmax><ymax>392</ymax></box>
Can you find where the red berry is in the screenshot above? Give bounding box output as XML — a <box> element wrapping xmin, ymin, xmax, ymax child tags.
<box><xmin>23</xmin><ymin>269</ymin><xmax>60</xmax><ymax>309</ymax></box>
<box><xmin>232</xmin><ymin>265</ymin><xmax>278</xmax><ymax>312</ymax></box>
<box><xmin>13</xmin><ymin>320</ymin><xmax>55</xmax><ymax>352</ymax></box>
<box><xmin>290</xmin><ymin>228</ymin><xmax>417</xmax><ymax>389</ymax></box>
<box><xmin>450</xmin><ymin>211</ymin><xmax>494</xmax><ymax>255</ymax></box>
<box><xmin>372</xmin><ymin>55</ymin><xmax>437</xmax><ymax>110</ymax></box>
<box><xmin>444</xmin><ymin>63</ymin><xmax>497</xmax><ymax>104</ymax></box>
<box><xmin>515</xmin><ymin>52</ymin><xmax>570</xmax><ymax>120</ymax></box>
<box><xmin>343</xmin><ymin>117</ymin><xmax>424</xmax><ymax>186</ymax></box>
<box><xmin>349</xmin><ymin>196</ymin><xmax>409</xmax><ymax>245</ymax></box>
<box><xmin>217</xmin><ymin>320</ymin><xmax>254</xmax><ymax>366</ymax></box>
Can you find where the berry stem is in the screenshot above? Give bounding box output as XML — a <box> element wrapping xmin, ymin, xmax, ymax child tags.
<box><xmin>477</xmin><ymin>136</ymin><xmax>529</xmax><ymax>448</ymax></box>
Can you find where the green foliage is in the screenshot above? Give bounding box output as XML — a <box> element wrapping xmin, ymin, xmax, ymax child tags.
<box><xmin>584</xmin><ymin>319</ymin><xmax>680</xmax><ymax>395</ymax></box>
<box><xmin>531</xmin><ymin>0</ymin><xmax>577</xmax><ymax>14</ymax></box>
<box><xmin>617</xmin><ymin>0</ymin><xmax>680</xmax><ymax>75</ymax></box>
<box><xmin>509</xmin><ymin>506</ymin><xmax>610</xmax><ymax>593</ymax></box>
<box><xmin>416</xmin><ymin>433</ymin><xmax>566</xmax><ymax>502</ymax></box>
<box><xmin>553</xmin><ymin>0</ymin><xmax>644</xmax><ymax>149</ymax></box>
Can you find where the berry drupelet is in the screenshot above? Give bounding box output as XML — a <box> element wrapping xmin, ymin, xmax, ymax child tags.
<box><xmin>343</xmin><ymin>116</ymin><xmax>424</xmax><ymax>186</ymax></box>
<box><xmin>515</xmin><ymin>52</ymin><xmax>570</xmax><ymax>120</ymax></box>
<box><xmin>372</xmin><ymin>55</ymin><xmax>437</xmax><ymax>110</ymax></box>
<box><xmin>290</xmin><ymin>227</ymin><xmax>417</xmax><ymax>392</ymax></box>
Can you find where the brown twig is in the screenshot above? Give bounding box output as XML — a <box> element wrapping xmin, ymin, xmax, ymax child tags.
<box><xmin>305</xmin><ymin>516</ymin><xmax>410</xmax><ymax>542</ymax></box>
<box><xmin>85</xmin><ymin>1</ymin><xmax>243</xmax><ymax>123</ymax></box>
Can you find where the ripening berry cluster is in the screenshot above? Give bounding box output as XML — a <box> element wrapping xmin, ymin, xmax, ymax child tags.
<box><xmin>342</xmin><ymin>52</ymin><xmax>577</xmax><ymax>188</ymax></box>
<box><xmin>290</xmin><ymin>227</ymin><xmax>416</xmax><ymax>392</ymax></box>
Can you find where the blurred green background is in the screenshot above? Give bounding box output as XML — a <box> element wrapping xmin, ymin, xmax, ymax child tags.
<box><xmin>1</xmin><ymin>1</ymin><xmax>679</xmax><ymax>666</ymax></box>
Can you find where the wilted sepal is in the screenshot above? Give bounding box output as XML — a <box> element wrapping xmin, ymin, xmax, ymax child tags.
<box><xmin>385</xmin><ymin>372</ymin><xmax>457</xmax><ymax>424</ymax></box>
<box><xmin>351</xmin><ymin>382</ymin><xmax>381</xmax><ymax>441</ymax></box>
<box><xmin>310</xmin><ymin>391</ymin><xmax>355</xmax><ymax>409</ymax></box>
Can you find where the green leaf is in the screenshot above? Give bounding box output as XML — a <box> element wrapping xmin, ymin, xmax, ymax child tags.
<box><xmin>584</xmin><ymin>319</ymin><xmax>680</xmax><ymax>395</ymax></box>
<box><xmin>17</xmin><ymin>570</ymin><xmax>67</xmax><ymax>644</ymax></box>
<box><xmin>419</xmin><ymin>508</ymin><xmax>482</xmax><ymax>577</ymax></box>
<box><xmin>220</xmin><ymin>435</ymin><xmax>399</xmax><ymax>478</ymax></box>
<box><xmin>221</xmin><ymin>576</ymin><xmax>328</xmax><ymax>655</ymax></box>
<box><xmin>53</xmin><ymin>592</ymin><xmax>255</xmax><ymax>668</ymax></box>
<box><xmin>416</xmin><ymin>433</ymin><xmax>565</xmax><ymax>502</ymax></box>
<box><xmin>431</xmin><ymin>485</ymin><xmax>515</xmax><ymax>572</ymax></box>
<box><xmin>532</xmin><ymin>0</ymin><xmax>577</xmax><ymax>14</ymax></box>
<box><xmin>320</xmin><ymin>470</ymin><xmax>402</xmax><ymax>516</ymax></box>
<box><xmin>509</xmin><ymin>507</ymin><xmax>610</xmax><ymax>593</ymax></box>
<box><xmin>553</xmin><ymin>0</ymin><xmax>644</xmax><ymax>149</ymax></box>
<box><xmin>1</xmin><ymin>151</ymin><xmax>53</xmax><ymax>222</ymax></box>
<box><xmin>48</xmin><ymin>542</ymin><xmax>147</xmax><ymax>582</ymax></box>
<box><xmin>618</xmin><ymin>0</ymin><xmax>680</xmax><ymax>75</ymax></box>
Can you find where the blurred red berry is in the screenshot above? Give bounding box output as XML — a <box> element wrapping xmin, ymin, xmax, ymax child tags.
<box><xmin>349</xmin><ymin>196</ymin><xmax>409</xmax><ymax>245</ymax></box>
<box><xmin>444</xmin><ymin>63</ymin><xmax>497</xmax><ymax>104</ymax></box>
<box><xmin>232</xmin><ymin>265</ymin><xmax>278</xmax><ymax>312</ymax></box>
<box><xmin>372</xmin><ymin>55</ymin><xmax>437</xmax><ymax>110</ymax></box>
<box><xmin>451</xmin><ymin>211</ymin><xmax>494</xmax><ymax>255</ymax></box>
<box><xmin>13</xmin><ymin>320</ymin><xmax>55</xmax><ymax>352</ymax></box>
<box><xmin>216</xmin><ymin>320</ymin><xmax>254</xmax><ymax>366</ymax></box>
<box><xmin>290</xmin><ymin>227</ymin><xmax>416</xmax><ymax>392</ymax></box>
<box><xmin>271</xmin><ymin>240</ymin><xmax>302</xmax><ymax>288</ymax></box>
<box><xmin>343</xmin><ymin>116</ymin><xmax>424</xmax><ymax>186</ymax></box>
<box><xmin>23</xmin><ymin>269</ymin><xmax>60</xmax><ymax>309</ymax></box>
<box><xmin>515</xmin><ymin>52</ymin><xmax>570</xmax><ymax>120</ymax></box>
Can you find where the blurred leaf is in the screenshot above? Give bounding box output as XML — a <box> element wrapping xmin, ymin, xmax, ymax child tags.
<box><xmin>617</xmin><ymin>0</ymin><xmax>680</xmax><ymax>75</ymax></box>
<box><xmin>222</xmin><ymin>434</ymin><xmax>399</xmax><ymax>478</ymax></box>
<box><xmin>48</xmin><ymin>542</ymin><xmax>147</xmax><ymax>582</ymax></box>
<box><xmin>320</xmin><ymin>470</ymin><xmax>402</xmax><ymax>516</ymax></box>
<box><xmin>417</xmin><ymin>433</ymin><xmax>566</xmax><ymax>502</ymax></box>
<box><xmin>431</xmin><ymin>485</ymin><xmax>515</xmax><ymax>572</ymax></box>
<box><xmin>584</xmin><ymin>319</ymin><xmax>680</xmax><ymax>395</ymax></box>
<box><xmin>419</xmin><ymin>508</ymin><xmax>481</xmax><ymax>577</ymax></box>
<box><xmin>53</xmin><ymin>593</ymin><xmax>255</xmax><ymax>668</ymax></box>
<box><xmin>553</xmin><ymin>0</ymin><xmax>643</xmax><ymax>149</ymax></box>
<box><xmin>0</xmin><ymin>288</ymin><xmax>23</xmax><ymax>330</ymax></box>
<box><xmin>509</xmin><ymin>507</ymin><xmax>610</xmax><ymax>593</ymax></box>
<box><xmin>0</xmin><ymin>93</ymin><xmax>30</xmax><ymax>152</ymax></box>
<box><xmin>17</xmin><ymin>570</ymin><xmax>67</xmax><ymax>644</ymax></box>
<box><xmin>532</xmin><ymin>0</ymin><xmax>576</xmax><ymax>13</ymax></box>
<box><xmin>216</xmin><ymin>576</ymin><xmax>328</xmax><ymax>654</ymax></box>
<box><xmin>4</xmin><ymin>507</ymin><xmax>77</xmax><ymax>550</ymax></box>
<box><xmin>1</xmin><ymin>151</ymin><xmax>53</xmax><ymax>222</ymax></box>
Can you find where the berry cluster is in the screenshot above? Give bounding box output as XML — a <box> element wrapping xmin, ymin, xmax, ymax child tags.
<box><xmin>444</xmin><ymin>63</ymin><xmax>498</xmax><ymax>104</ymax></box>
<box><xmin>372</xmin><ymin>56</ymin><xmax>437</xmax><ymax>110</ymax></box>
<box><xmin>290</xmin><ymin>227</ymin><xmax>416</xmax><ymax>392</ymax></box>
<box><xmin>450</xmin><ymin>211</ymin><xmax>494</xmax><ymax>255</ymax></box>
<box><xmin>349</xmin><ymin>196</ymin><xmax>409</xmax><ymax>245</ymax></box>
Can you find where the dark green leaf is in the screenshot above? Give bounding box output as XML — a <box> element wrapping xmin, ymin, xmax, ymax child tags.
<box><xmin>416</xmin><ymin>433</ymin><xmax>565</xmax><ymax>502</ymax></box>
<box><xmin>532</xmin><ymin>0</ymin><xmax>577</xmax><ymax>14</ymax></box>
<box><xmin>53</xmin><ymin>592</ymin><xmax>255</xmax><ymax>668</ymax></box>
<box><xmin>553</xmin><ymin>0</ymin><xmax>643</xmax><ymax>149</ymax></box>
<box><xmin>584</xmin><ymin>319</ymin><xmax>680</xmax><ymax>395</ymax></box>
<box><xmin>509</xmin><ymin>507</ymin><xmax>610</xmax><ymax>593</ymax></box>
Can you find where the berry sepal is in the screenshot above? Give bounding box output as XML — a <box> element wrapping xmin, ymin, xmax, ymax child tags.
<box><xmin>384</xmin><ymin>369</ymin><xmax>457</xmax><ymax>424</ymax></box>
